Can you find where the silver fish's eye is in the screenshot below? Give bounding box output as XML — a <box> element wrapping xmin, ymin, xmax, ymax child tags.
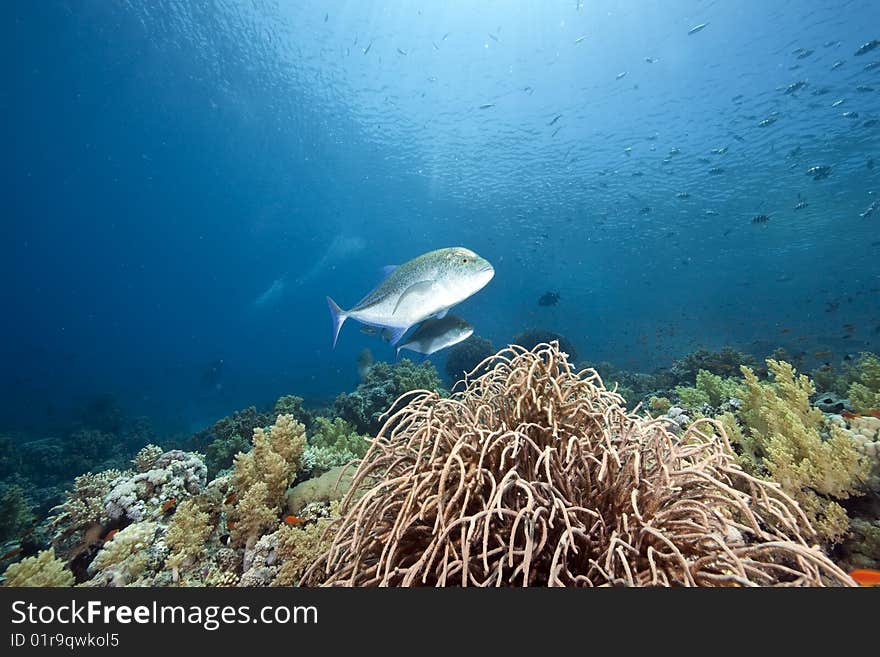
<box><xmin>462</xmin><ymin>257</ymin><xmax>468</xmax><ymax>263</ymax></box>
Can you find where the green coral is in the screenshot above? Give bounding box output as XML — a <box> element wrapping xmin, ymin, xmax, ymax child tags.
<box><xmin>724</xmin><ymin>359</ymin><xmax>869</xmax><ymax>544</ymax></box>
<box><xmin>647</xmin><ymin>396</ymin><xmax>672</xmax><ymax>415</ymax></box>
<box><xmin>675</xmin><ymin>385</ymin><xmax>711</xmax><ymax>409</ymax></box>
<box><xmin>2</xmin><ymin>548</ymin><xmax>74</xmax><ymax>587</ymax></box>
<box><xmin>675</xmin><ymin>370</ymin><xmax>744</xmax><ymax>411</ymax></box>
<box><xmin>334</xmin><ymin>359</ymin><xmax>445</xmax><ymax>434</ymax></box>
<box><xmin>304</xmin><ymin>418</ymin><xmax>370</xmax><ymax>476</ymax></box>
<box><xmin>846</xmin><ymin>353</ymin><xmax>880</xmax><ymax>413</ymax></box>
<box><xmin>273</xmin><ymin>395</ymin><xmax>314</xmax><ymax>431</ymax></box>
<box><xmin>196</xmin><ymin>406</ymin><xmax>273</xmax><ymax>478</ymax></box>
<box><xmin>205</xmin><ymin>433</ymin><xmax>251</xmax><ymax>479</ymax></box>
<box><xmin>671</xmin><ymin>346</ymin><xmax>756</xmax><ymax>385</ymax></box>
<box><xmin>0</xmin><ymin>484</ymin><xmax>36</xmax><ymax>543</ymax></box>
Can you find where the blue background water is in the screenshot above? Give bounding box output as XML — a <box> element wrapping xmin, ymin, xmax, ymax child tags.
<box><xmin>4</xmin><ymin>0</ymin><xmax>879</xmax><ymax>435</ymax></box>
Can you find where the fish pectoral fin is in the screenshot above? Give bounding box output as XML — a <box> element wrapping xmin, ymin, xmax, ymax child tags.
<box><xmin>386</xmin><ymin>326</ymin><xmax>409</xmax><ymax>346</ymax></box>
<box><xmin>392</xmin><ymin>280</ymin><xmax>436</xmax><ymax>316</ymax></box>
<box><xmin>435</xmin><ymin>309</ymin><xmax>448</xmax><ymax>319</ymax></box>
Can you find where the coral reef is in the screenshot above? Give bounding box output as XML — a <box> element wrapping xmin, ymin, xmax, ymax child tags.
<box><xmin>272</xmin><ymin>507</ymin><xmax>337</xmax><ymax>585</ymax></box>
<box><xmin>647</xmin><ymin>395</ymin><xmax>672</xmax><ymax>416</ymax></box>
<box><xmin>2</xmin><ymin>548</ymin><xmax>74</xmax><ymax>587</ymax></box>
<box><xmin>132</xmin><ymin>444</ymin><xmax>164</xmax><ymax>473</ymax></box>
<box><xmin>50</xmin><ymin>469</ymin><xmax>124</xmax><ymax>564</ymax></box>
<box><xmin>229</xmin><ymin>414</ymin><xmax>305</xmax><ymax>563</ymax></box>
<box><xmin>838</xmin><ymin>517</ymin><xmax>880</xmax><ymax>570</ymax></box>
<box><xmin>840</xmin><ymin>415</ymin><xmax>880</xmax><ymax>490</ymax></box>
<box><xmin>195</xmin><ymin>395</ymin><xmax>315</xmax><ymax>478</ymax></box>
<box><xmin>846</xmin><ymin>353</ymin><xmax>880</xmax><ymax>413</ymax></box>
<box><xmin>301</xmin><ymin>417</ymin><xmax>370</xmax><ymax>478</ymax></box>
<box><xmin>104</xmin><ymin>450</ymin><xmax>207</xmax><ymax>523</ymax></box>
<box><xmin>0</xmin><ymin>484</ymin><xmax>36</xmax><ymax>543</ymax></box>
<box><xmin>810</xmin><ymin>352</ymin><xmax>880</xmax><ymax>408</ymax></box>
<box><xmin>671</xmin><ymin>346</ymin><xmax>757</xmax><ymax>385</ymax></box>
<box><xmin>164</xmin><ymin>499</ymin><xmax>214</xmax><ymax>579</ymax></box>
<box><xmin>195</xmin><ymin>406</ymin><xmax>273</xmax><ymax>478</ymax></box>
<box><xmin>444</xmin><ymin>335</ymin><xmax>495</xmax><ymax>384</ymax></box>
<box><xmin>584</xmin><ymin>361</ymin><xmax>669</xmax><ymax>407</ymax></box>
<box><xmin>285</xmin><ymin>465</ymin><xmax>357</xmax><ymax>514</ymax></box>
<box><xmin>720</xmin><ymin>360</ymin><xmax>870</xmax><ymax>544</ymax></box>
<box><xmin>86</xmin><ymin>522</ymin><xmax>161</xmax><ymax>586</ymax></box>
<box><xmin>511</xmin><ymin>328</ymin><xmax>579</xmax><ymax>362</ymax></box>
<box><xmin>304</xmin><ymin>343</ymin><xmax>851</xmax><ymax>587</ymax></box>
<box><xmin>674</xmin><ymin>369</ymin><xmax>745</xmax><ymax>412</ymax></box>
<box><xmin>663</xmin><ymin>406</ymin><xmax>693</xmax><ymax>434</ymax></box>
<box><xmin>334</xmin><ymin>359</ymin><xmax>444</xmax><ymax>434</ymax></box>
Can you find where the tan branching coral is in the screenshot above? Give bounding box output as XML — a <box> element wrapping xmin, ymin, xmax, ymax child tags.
<box><xmin>230</xmin><ymin>414</ymin><xmax>306</xmax><ymax>558</ymax></box>
<box><xmin>273</xmin><ymin>503</ymin><xmax>338</xmax><ymax>586</ymax></box>
<box><xmin>165</xmin><ymin>499</ymin><xmax>214</xmax><ymax>578</ymax></box>
<box><xmin>2</xmin><ymin>548</ymin><xmax>74</xmax><ymax>587</ymax></box>
<box><xmin>304</xmin><ymin>343</ymin><xmax>853</xmax><ymax>587</ymax></box>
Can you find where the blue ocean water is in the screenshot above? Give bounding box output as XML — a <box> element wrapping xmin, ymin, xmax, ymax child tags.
<box><xmin>4</xmin><ymin>0</ymin><xmax>879</xmax><ymax>438</ymax></box>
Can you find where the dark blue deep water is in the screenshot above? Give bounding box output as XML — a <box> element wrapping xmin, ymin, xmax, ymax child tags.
<box><xmin>4</xmin><ymin>0</ymin><xmax>879</xmax><ymax>436</ymax></box>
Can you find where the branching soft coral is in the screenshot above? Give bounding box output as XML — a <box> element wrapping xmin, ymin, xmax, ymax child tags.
<box><xmin>273</xmin><ymin>504</ymin><xmax>338</xmax><ymax>586</ymax></box>
<box><xmin>230</xmin><ymin>414</ymin><xmax>306</xmax><ymax>557</ymax></box>
<box><xmin>2</xmin><ymin>548</ymin><xmax>74</xmax><ymax>587</ymax></box>
<box><xmin>675</xmin><ymin>369</ymin><xmax>744</xmax><ymax>411</ymax></box>
<box><xmin>305</xmin><ymin>343</ymin><xmax>851</xmax><ymax>587</ymax></box>
<box><xmin>847</xmin><ymin>353</ymin><xmax>880</xmax><ymax>413</ymax></box>
<box><xmin>303</xmin><ymin>417</ymin><xmax>370</xmax><ymax>477</ymax></box>
<box><xmin>723</xmin><ymin>359</ymin><xmax>869</xmax><ymax>544</ymax></box>
<box><xmin>165</xmin><ymin>499</ymin><xmax>214</xmax><ymax>578</ymax></box>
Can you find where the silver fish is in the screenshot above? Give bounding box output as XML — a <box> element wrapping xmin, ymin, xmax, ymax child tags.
<box><xmin>327</xmin><ymin>247</ymin><xmax>494</xmax><ymax>347</ymax></box>
<box><xmin>688</xmin><ymin>23</ymin><xmax>708</xmax><ymax>35</ymax></box>
<box><xmin>396</xmin><ymin>315</ymin><xmax>474</xmax><ymax>357</ymax></box>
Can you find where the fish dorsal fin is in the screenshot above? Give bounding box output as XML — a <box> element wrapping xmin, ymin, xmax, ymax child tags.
<box><xmin>380</xmin><ymin>265</ymin><xmax>398</xmax><ymax>279</ymax></box>
<box><xmin>392</xmin><ymin>280</ymin><xmax>435</xmax><ymax>316</ymax></box>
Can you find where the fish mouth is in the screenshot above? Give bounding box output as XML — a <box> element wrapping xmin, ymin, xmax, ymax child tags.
<box><xmin>479</xmin><ymin>265</ymin><xmax>495</xmax><ymax>274</ymax></box>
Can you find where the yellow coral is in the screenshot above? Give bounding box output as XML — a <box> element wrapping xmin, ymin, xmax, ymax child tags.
<box><xmin>230</xmin><ymin>482</ymin><xmax>278</xmax><ymax>550</ymax></box>
<box><xmin>647</xmin><ymin>395</ymin><xmax>672</xmax><ymax>415</ymax></box>
<box><xmin>2</xmin><ymin>548</ymin><xmax>74</xmax><ymax>587</ymax></box>
<box><xmin>230</xmin><ymin>414</ymin><xmax>306</xmax><ymax>551</ymax></box>
<box><xmin>273</xmin><ymin>502</ymin><xmax>338</xmax><ymax>586</ymax></box>
<box><xmin>846</xmin><ymin>353</ymin><xmax>880</xmax><ymax>413</ymax></box>
<box><xmin>729</xmin><ymin>360</ymin><xmax>869</xmax><ymax>543</ymax></box>
<box><xmin>165</xmin><ymin>499</ymin><xmax>214</xmax><ymax>575</ymax></box>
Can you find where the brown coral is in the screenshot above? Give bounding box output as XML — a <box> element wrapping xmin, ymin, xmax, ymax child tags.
<box><xmin>304</xmin><ymin>343</ymin><xmax>853</xmax><ymax>587</ymax></box>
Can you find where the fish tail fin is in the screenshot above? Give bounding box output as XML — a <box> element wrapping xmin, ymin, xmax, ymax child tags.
<box><xmin>326</xmin><ymin>296</ymin><xmax>348</xmax><ymax>348</ymax></box>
